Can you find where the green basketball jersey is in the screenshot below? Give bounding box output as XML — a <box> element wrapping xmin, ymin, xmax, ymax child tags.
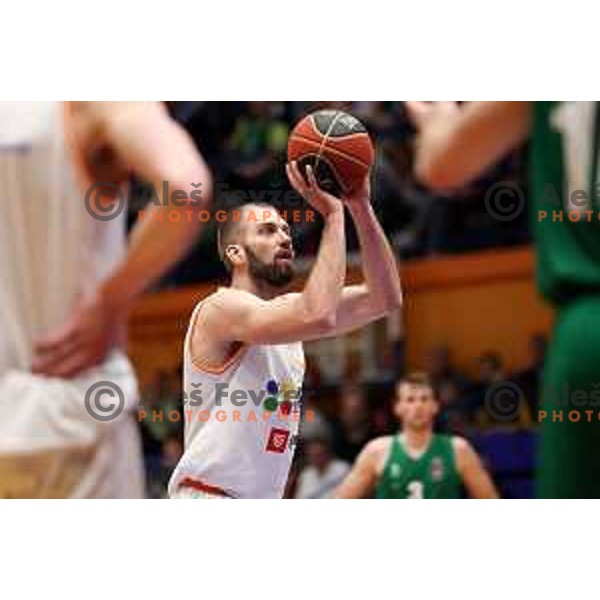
<box><xmin>375</xmin><ymin>434</ymin><xmax>461</xmax><ymax>499</ymax></box>
<box><xmin>532</xmin><ymin>102</ymin><xmax>600</xmax><ymax>304</ymax></box>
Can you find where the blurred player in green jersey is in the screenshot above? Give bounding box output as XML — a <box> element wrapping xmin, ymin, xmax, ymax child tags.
<box><xmin>408</xmin><ymin>101</ymin><xmax>600</xmax><ymax>498</ymax></box>
<box><xmin>335</xmin><ymin>372</ymin><xmax>498</xmax><ymax>499</ymax></box>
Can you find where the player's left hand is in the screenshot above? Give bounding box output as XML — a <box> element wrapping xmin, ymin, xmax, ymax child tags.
<box><xmin>31</xmin><ymin>290</ymin><xmax>127</xmax><ymax>378</ymax></box>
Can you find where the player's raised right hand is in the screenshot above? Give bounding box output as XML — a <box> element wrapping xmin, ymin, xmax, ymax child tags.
<box><xmin>286</xmin><ymin>161</ymin><xmax>343</xmax><ymax>218</ymax></box>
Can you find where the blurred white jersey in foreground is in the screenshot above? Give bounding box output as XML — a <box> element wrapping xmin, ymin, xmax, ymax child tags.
<box><xmin>0</xmin><ymin>102</ymin><xmax>143</xmax><ymax>498</ymax></box>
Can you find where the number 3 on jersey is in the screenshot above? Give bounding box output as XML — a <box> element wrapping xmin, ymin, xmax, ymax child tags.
<box><xmin>407</xmin><ymin>480</ymin><xmax>424</xmax><ymax>499</ymax></box>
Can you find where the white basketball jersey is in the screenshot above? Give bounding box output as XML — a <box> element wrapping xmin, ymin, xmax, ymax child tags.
<box><xmin>169</xmin><ymin>292</ymin><xmax>306</xmax><ymax>499</ymax></box>
<box><xmin>0</xmin><ymin>101</ymin><xmax>126</xmax><ymax>373</ymax></box>
<box><xmin>0</xmin><ymin>102</ymin><xmax>143</xmax><ymax>498</ymax></box>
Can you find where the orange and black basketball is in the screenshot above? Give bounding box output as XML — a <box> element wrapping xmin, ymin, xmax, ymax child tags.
<box><xmin>287</xmin><ymin>109</ymin><xmax>374</xmax><ymax>196</ymax></box>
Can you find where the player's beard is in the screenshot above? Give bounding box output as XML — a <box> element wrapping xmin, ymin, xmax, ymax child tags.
<box><xmin>245</xmin><ymin>245</ymin><xmax>295</xmax><ymax>288</ymax></box>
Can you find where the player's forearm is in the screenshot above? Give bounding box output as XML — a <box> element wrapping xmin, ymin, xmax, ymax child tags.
<box><xmin>456</xmin><ymin>440</ymin><xmax>501</xmax><ymax>499</ymax></box>
<box><xmin>90</xmin><ymin>101</ymin><xmax>215</xmax><ymax>310</ymax></box>
<box><xmin>416</xmin><ymin>101</ymin><xmax>532</xmax><ymax>190</ymax></box>
<box><xmin>466</xmin><ymin>475</ymin><xmax>500</xmax><ymax>499</ymax></box>
<box><xmin>334</xmin><ymin>470</ymin><xmax>373</xmax><ymax>499</ymax></box>
<box><xmin>98</xmin><ymin>160</ymin><xmax>213</xmax><ymax>311</ymax></box>
<box><xmin>300</xmin><ymin>208</ymin><xmax>346</xmax><ymax>323</ymax></box>
<box><xmin>98</xmin><ymin>204</ymin><xmax>208</xmax><ymax>310</ymax></box>
<box><xmin>414</xmin><ymin>102</ymin><xmax>530</xmax><ymax>191</ymax></box>
<box><xmin>333</xmin><ymin>486</ymin><xmax>355</xmax><ymax>499</ymax></box>
<box><xmin>348</xmin><ymin>201</ymin><xmax>402</xmax><ymax>313</ymax></box>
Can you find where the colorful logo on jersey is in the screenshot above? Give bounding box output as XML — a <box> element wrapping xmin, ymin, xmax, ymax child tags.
<box><xmin>266</xmin><ymin>427</ymin><xmax>290</xmax><ymax>453</ymax></box>
<box><xmin>262</xmin><ymin>378</ymin><xmax>301</xmax><ymax>415</ymax></box>
<box><xmin>430</xmin><ymin>457</ymin><xmax>444</xmax><ymax>482</ymax></box>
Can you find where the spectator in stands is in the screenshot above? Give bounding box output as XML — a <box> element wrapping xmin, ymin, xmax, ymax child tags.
<box><xmin>299</xmin><ymin>392</ymin><xmax>332</xmax><ymax>444</ymax></box>
<box><xmin>226</xmin><ymin>101</ymin><xmax>288</xmax><ymax>191</ymax></box>
<box><xmin>427</xmin><ymin>344</ymin><xmax>470</xmax><ymax>392</ymax></box>
<box><xmin>465</xmin><ymin>351</ymin><xmax>506</xmax><ymax>421</ymax></box>
<box><xmin>294</xmin><ymin>435</ymin><xmax>350</xmax><ymax>499</ymax></box>
<box><xmin>157</xmin><ymin>437</ymin><xmax>183</xmax><ymax>499</ymax></box>
<box><xmin>329</xmin><ymin>385</ymin><xmax>377</xmax><ymax>462</ymax></box>
<box><xmin>437</xmin><ymin>379</ymin><xmax>470</xmax><ymax>433</ymax></box>
<box><xmin>512</xmin><ymin>333</ymin><xmax>547</xmax><ymax>417</ymax></box>
<box><xmin>478</xmin><ymin>351</ymin><xmax>505</xmax><ymax>385</ymax></box>
<box><xmin>139</xmin><ymin>368</ymin><xmax>184</xmax><ymax>496</ymax></box>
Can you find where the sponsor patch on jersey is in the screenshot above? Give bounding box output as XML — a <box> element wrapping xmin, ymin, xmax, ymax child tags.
<box><xmin>265</xmin><ymin>428</ymin><xmax>290</xmax><ymax>453</ymax></box>
<box><xmin>430</xmin><ymin>456</ymin><xmax>444</xmax><ymax>481</ymax></box>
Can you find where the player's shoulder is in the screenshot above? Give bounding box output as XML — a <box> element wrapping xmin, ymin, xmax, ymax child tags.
<box><xmin>450</xmin><ymin>435</ymin><xmax>476</xmax><ymax>457</ymax></box>
<box><xmin>362</xmin><ymin>435</ymin><xmax>394</xmax><ymax>458</ymax></box>
<box><xmin>209</xmin><ymin>287</ymin><xmax>298</xmax><ymax>311</ymax></box>
<box><xmin>202</xmin><ymin>286</ymin><xmax>252</xmax><ymax>310</ymax></box>
<box><xmin>189</xmin><ymin>288</ymin><xmax>235</xmax><ymax>332</ymax></box>
<box><xmin>199</xmin><ymin>287</ymin><xmax>277</xmax><ymax>334</ymax></box>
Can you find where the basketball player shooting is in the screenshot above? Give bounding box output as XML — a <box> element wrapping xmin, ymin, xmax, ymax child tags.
<box><xmin>0</xmin><ymin>102</ymin><xmax>212</xmax><ymax>498</ymax></box>
<box><xmin>168</xmin><ymin>161</ymin><xmax>403</xmax><ymax>499</ymax></box>
<box><xmin>335</xmin><ymin>373</ymin><xmax>499</xmax><ymax>499</ymax></box>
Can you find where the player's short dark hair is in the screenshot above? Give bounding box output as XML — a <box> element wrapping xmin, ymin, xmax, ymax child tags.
<box><xmin>396</xmin><ymin>372</ymin><xmax>438</xmax><ymax>401</ymax></box>
<box><xmin>216</xmin><ymin>202</ymin><xmax>277</xmax><ymax>272</ymax></box>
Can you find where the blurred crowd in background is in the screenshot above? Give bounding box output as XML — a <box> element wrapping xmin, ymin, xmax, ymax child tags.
<box><xmin>129</xmin><ymin>102</ymin><xmax>531</xmax><ymax>288</ymax></box>
<box><xmin>128</xmin><ymin>102</ymin><xmax>538</xmax><ymax>498</ymax></box>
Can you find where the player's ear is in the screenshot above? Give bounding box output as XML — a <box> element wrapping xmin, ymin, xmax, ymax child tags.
<box><xmin>392</xmin><ymin>396</ymin><xmax>402</xmax><ymax>420</ymax></box>
<box><xmin>225</xmin><ymin>244</ymin><xmax>244</xmax><ymax>268</ymax></box>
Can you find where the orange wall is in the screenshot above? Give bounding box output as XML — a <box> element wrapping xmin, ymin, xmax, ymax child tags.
<box><xmin>127</xmin><ymin>285</ymin><xmax>214</xmax><ymax>390</ymax></box>
<box><xmin>402</xmin><ymin>247</ymin><xmax>554</xmax><ymax>376</ymax></box>
<box><xmin>127</xmin><ymin>246</ymin><xmax>554</xmax><ymax>387</ymax></box>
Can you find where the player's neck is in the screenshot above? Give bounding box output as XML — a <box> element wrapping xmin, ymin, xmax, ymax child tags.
<box><xmin>401</xmin><ymin>428</ymin><xmax>433</xmax><ymax>451</ymax></box>
<box><xmin>230</xmin><ymin>272</ymin><xmax>280</xmax><ymax>300</ymax></box>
